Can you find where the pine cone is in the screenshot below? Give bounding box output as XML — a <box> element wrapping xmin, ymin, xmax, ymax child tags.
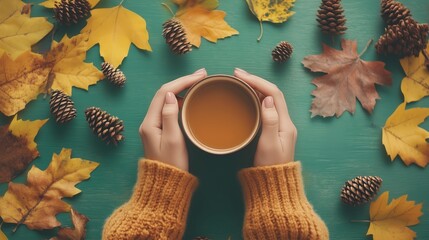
<box><xmin>193</xmin><ymin>237</ymin><xmax>210</xmax><ymax>240</ymax></box>
<box><xmin>376</xmin><ymin>18</ymin><xmax>429</xmax><ymax>57</ymax></box>
<box><xmin>272</xmin><ymin>41</ymin><xmax>293</xmax><ymax>62</ymax></box>
<box><xmin>381</xmin><ymin>0</ymin><xmax>412</xmax><ymax>26</ymax></box>
<box><xmin>162</xmin><ymin>18</ymin><xmax>192</xmax><ymax>54</ymax></box>
<box><xmin>85</xmin><ymin>107</ymin><xmax>124</xmax><ymax>145</ymax></box>
<box><xmin>54</xmin><ymin>0</ymin><xmax>91</xmax><ymax>25</ymax></box>
<box><xmin>316</xmin><ymin>0</ymin><xmax>347</xmax><ymax>35</ymax></box>
<box><xmin>50</xmin><ymin>90</ymin><xmax>77</xmax><ymax>123</ymax></box>
<box><xmin>101</xmin><ymin>62</ymin><xmax>126</xmax><ymax>87</ymax></box>
<box><xmin>341</xmin><ymin>176</ymin><xmax>383</xmax><ymax>206</ymax></box>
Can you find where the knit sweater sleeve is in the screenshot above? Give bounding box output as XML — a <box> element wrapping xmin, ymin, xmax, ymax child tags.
<box><xmin>238</xmin><ymin>161</ymin><xmax>329</xmax><ymax>240</ymax></box>
<box><xmin>102</xmin><ymin>159</ymin><xmax>198</xmax><ymax>240</ymax></box>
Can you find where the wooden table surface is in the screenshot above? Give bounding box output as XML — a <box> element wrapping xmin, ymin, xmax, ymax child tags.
<box><xmin>1</xmin><ymin>0</ymin><xmax>428</xmax><ymax>239</ymax></box>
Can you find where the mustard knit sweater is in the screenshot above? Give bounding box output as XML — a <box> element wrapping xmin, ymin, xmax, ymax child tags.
<box><xmin>102</xmin><ymin>159</ymin><xmax>329</xmax><ymax>240</ymax></box>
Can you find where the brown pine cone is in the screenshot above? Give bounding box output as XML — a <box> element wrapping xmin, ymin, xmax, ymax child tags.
<box><xmin>272</xmin><ymin>41</ymin><xmax>293</xmax><ymax>62</ymax></box>
<box><xmin>162</xmin><ymin>18</ymin><xmax>192</xmax><ymax>54</ymax></box>
<box><xmin>50</xmin><ymin>90</ymin><xmax>77</xmax><ymax>123</ymax></box>
<box><xmin>85</xmin><ymin>107</ymin><xmax>124</xmax><ymax>145</ymax></box>
<box><xmin>101</xmin><ymin>62</ymin><xmax>126</xmax><ymax>87</ymax></box>
<box><xmin>341</xmin><ymin>176</ymin><xmax>383</xmax><ymax>206</ymax></box>
<box><xmin>316</xmin><ymin>0</ymin><xmax>347</xmax><ymax>35</ymax></box>
<box><xmin>54</xmin><ymin>0</ymin><xmax>91</xmax><ymax>25</ymax></box>
<box><xmin>381</xmin><ymin>0</ymin><xmax>412</xmax><ymax>26</ymax></box>
<box><xmin>376</xmin><ymin>18</ymin><xmax>429</xmax><ymax>57</ymax></box>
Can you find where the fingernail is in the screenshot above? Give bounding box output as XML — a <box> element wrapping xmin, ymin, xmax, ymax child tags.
<box><xmin>264</xmin><ymin>96</ymin><xmax>274</xmax><ymax>108</ymax></box>
<box><xmin>165</xmin><ymin>92</ymin><xmax>176</xmax><ymax>104</ymax></box>
<box><xmin>194</xmin><ymin>68</ymin><xmax>206</xmax><ymax>74</ymax></box>
<box><xmin>234</xmin><ymin>68</ymin><xmax>247</xmax><ymax>74</ymax></box>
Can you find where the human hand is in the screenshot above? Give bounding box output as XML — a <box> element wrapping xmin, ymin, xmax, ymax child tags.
<box><xmin>139</xmin><ymin>69</ymin><xmax>207</xmax><ymax>171</ymax></box>
<box><xmin>234</xmin><ymin>68</ymin><xmax>297</xmax><ymax>167</ymax></box>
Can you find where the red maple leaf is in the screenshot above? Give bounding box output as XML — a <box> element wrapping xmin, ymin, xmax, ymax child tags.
<box><xmin>302</xmin><ymin>39</ymin><xmax>392</xmax><ymax>118</ymax></box>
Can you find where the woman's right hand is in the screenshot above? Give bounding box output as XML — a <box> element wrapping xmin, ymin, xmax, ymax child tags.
<box><xmin>234</xmin><ymin>68</ymin><xmax>297</xmax><ymax>167</ymax></box>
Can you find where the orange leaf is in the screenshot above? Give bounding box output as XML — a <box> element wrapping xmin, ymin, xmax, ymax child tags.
<box><xmin>50</xmin><ymin>209</ymin><xmax>89</xmax><ymax>240</ymax></box>
<box><xmin>302</xmin><ymin>39</ymin><xmax>392</xmax><ymax>117</ymax></box>
<box><xmin>367</xmin><ymin>192</ymin><xmax>423</xmax><ymax>240</ymax></box>
<box><xmin>174</xmin><ymin>0</ymin><xmax>238</xmax><ymax>47</ymax></box>
<box><xmin>0</xmin><ymin>116</ymin><xmax>48</xmax><ymax>183</ymax></box>
<box><xmin>0</xmin><ymin>149</ymin><xmax>99</xmax><ymax>230</ymax></box>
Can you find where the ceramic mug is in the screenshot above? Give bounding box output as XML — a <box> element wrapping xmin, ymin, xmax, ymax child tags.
<box><xmin>181</xmin><ymin>75</ymin><xmax>261</xmax><ymax>154</ymax></box>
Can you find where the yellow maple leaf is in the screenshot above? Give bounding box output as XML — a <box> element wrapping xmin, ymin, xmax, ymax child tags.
<box><xmin>0</xmin><ymin>116</ymin><xmax>47</xmax><ymax>183</ymax></box>
<box><xmin>81</xmin><ymin>5</ymin><xmax>152</xmax><ymax>67</ymax></box>
<box><xmin>400</xmin><ymin>44</ymin><xmax>429</xmax><ymax>103</ymax></box>
<box><xmin>46</xmin><ymin>34</ymin><xmax>104</xmax><ymax>95</ymax></box>
<box><xmin>382</xmin><ymin>103</ymin><xmax>429</xmax><ymax>167</ymax></box>
<box><xmin>40</xmin><ymin>0</ymin><xmax>101</xmax><ymax>8</ymax></box>
<box><xmin>0</xmin><ymin>34</ymin><xmax>103</xmax><ymax>116</ymax></box>
<box><xmin>0</xmin><ymin>0</ymin><xmax>53</xmax><ymax>58</ymax></box>
<box><xmin>367</xmin><ymin>192</ymin><xmax>423</xmax><ymax>240</ymax></box>
<box><xmin>245</xmin><ymin>0</ymin><xmax>295</xmax><ymax>41</ymax></box>
<box><xmin>0</xmin><ymin>148</ymin><xmax>99</xmax><ymax>230</ymax></box>
<box><xmin>173</xmin><ymin>0</ymin><xmax>238</xmax><ymax>47</ymax></box>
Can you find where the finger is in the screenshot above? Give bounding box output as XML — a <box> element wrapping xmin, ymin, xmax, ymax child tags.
<box><xmin>234</xmin><ymin>68</ymin><xmax>292</xmax><ymax>131</ymax></box>
<box><xmin>259</xmin><ymin>96</ymin><xmax>279</xmax><ymax>139</ymax></box>
<box><xmin>161</xmin><ymin>92</ymin><xmax>181</xmax><ymax>136</ymax></box>
<box><xmin>143</xmin><ymin>68</ymin><xmax>207</xmax><ymax>129</ymax></box>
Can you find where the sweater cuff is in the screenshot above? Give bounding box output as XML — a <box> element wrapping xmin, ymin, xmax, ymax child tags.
<box><xmin>238</xmin><ymin>162</ymin><xmax>308</xmax><ymax>208</ymax></box>
<box><xmin>131</xmin><ymin>159</ymin><xmax>198</xmax><ymax>221</ymax></box>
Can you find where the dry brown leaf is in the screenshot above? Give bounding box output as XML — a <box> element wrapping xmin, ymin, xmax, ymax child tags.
<box><xmin>0</xmin><ymin>34</ymin><xmax>103</xmax><ymax>116</ymax></box>
<box><xmin>0</xmin><ymin>116</ymin><xmax>48</xmax><ymax>183</ymax></box>
<box><xmin>0</xmin><ymin>149</ymin><xmax>99</xmax><ymax>231</ymax></box>
<box><xmin>50</xmin><ymin>209</ymin><xmax>89</xmax><ymax>240</ymax></box>
<box><xmin>173</xmin><ymin>0</ymin><xmax>238</xmax><ymax>47</ymax></box>
<box><xmin>302</xmin><ymin>39</ymin><xmax>392</xmax><ymax>117</ymax></box>
<box><xmin>367</xmin><ymin>191</ymin><xmax>423</xmax><ymax>240</ymax></box>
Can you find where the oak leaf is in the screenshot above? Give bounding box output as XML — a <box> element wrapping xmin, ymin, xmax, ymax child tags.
<box><xmin>0</xmin><ymin>34</ymin><xmax>103</xmax><ymax>116</ymax></box>
<box><xmin>81</xmin><ymin>5</ymin><xmax>151</xmax><ymax>67</ymax></box>
<box><xmin>382</xmin><ymin>103</ymin><xmax>429</xmax><ymax>167</ymax></box>
<box><xmin>0</xmin><ymin>116</ymin><xmax>48</xmax><ymax>183</ymax></box>
<box><xmin>0</xmin><ymin>148</ymin><xmax>99</xmax><ymax>230</ymax></box>
<box><xmin>245</xmin><ymin>0</ymin><xmax>295</xmax><ymax>41</ymax></box>
<box><xmin>50</xmin><ymin>209</ymin><xmax>89</xmax><ymax>240</ymax></box>
<box><xmin>400</xmin><ymin>43</ymin><xmax>429</xmax><ymax>103</ymax></box>
<box><xmin>367</xmin><ymin>192</ymin><xmax>423</xmax><ymax>240</ymax></box>
<box><xmin>173</xmin><ymin>0</ymin><xmax>238</xmax><ymax>47</ymax></box>
<box><xmin>0</xmin><ymin>0</ymin><xmax>53</xmax><ymax>58</ymax></box>
<box><xmin>40</xmin><ymin>0</ymin><xmax>100</xmax><ymax>8</ymax></box>
<box><xmin>302</xmin><ymin>39</ymin><xmax>392</xmax><ymax>117</ymax></box>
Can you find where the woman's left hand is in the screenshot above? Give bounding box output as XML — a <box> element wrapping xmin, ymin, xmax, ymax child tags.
<box><xmin>139</xmin><ymin>69</ymin><xmax>207</xmax><ymax>171</ymax></box>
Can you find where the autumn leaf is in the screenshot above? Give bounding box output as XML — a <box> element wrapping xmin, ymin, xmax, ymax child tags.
<box><xmin>0</xmin><ymin>148</ymin><xmax>99</xmax><ymax>230</ymax></box>
<box><xmin>302</xmin><ymin>39</ymin><xmax>392</xmax><ymax>118</ymax></box>
<box><xmin>400</xmin><ymin>44</ymin><xmax>429</xmax><ymax>103</ymax></box>
<box><xmin>0</xmin><ymin>34</ymin><xmax>103</xmax><ymax>116</ymax></box>
<box><xmin>172</xmin><ymin>0</ymin><xmax>238</xmax><ymax>47</ymax></box>
<box><xmin>0</xmin><ymin>116</ymin><xmax>48</xmax><ymax>183</ymax></box>
<box><xmin>46</xmin><ymin>34</ymin><xmax>104</xmax><ymax>95</ymax></box>
<box><xmin>40</xmin><ymin>0</ymin><xmax>101</xmax><ymax>8</ymax></box>
<box><xmin>367</xmin><ymin>192</ymin><xmax>423</xmax><ymax>240</ymax></box>
<box><xmin>50</xmin><ymin>209</ymin><xmax>89</xmax><ymax>240</ymax></box>
<box><xmin>245</xmin><ymin>0</ymin><xmax>295</xmax><ymax>41</ymax></box>
<box><xmin>81</xmin><ymin>4</ymin><xmax>151</xmax><ymax>67</ymax></box>
<box><xmin>0</xmin><ymin>0</ymin><xmax>53</xmax><ymax>58</ymax></box>
<box><xmin>382</xmin><ymin>103</ymin><xmax>429</xmax><ymax>167</ymax></box>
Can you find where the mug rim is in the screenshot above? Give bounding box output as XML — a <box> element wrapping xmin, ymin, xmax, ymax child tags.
<box><xmin>181</xmin><ymin>74</ymin><xmax>261</xmax><ymax>155</ymax></box>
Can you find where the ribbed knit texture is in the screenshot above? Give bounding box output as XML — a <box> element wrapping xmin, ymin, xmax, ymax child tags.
<box><xmin>102</xmin><ymin>159</ymin><xmax>198</xmax><ymax>240</ymax></box>
<box><xmin>239</xmin><ymin>162</ymin><xmax>329</xmax><ymax>240</ymax></box>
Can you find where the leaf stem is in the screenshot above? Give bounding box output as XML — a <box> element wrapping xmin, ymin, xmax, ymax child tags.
<box><xmin>351</xmin><ymin>220</ymin><xmax>371</xmax><ymax>223</ymax></box>
<box><xmin>257</xmin><ymin>20</ymin><xmax>263</xmax><ymax>42</ymax></box>
<box><xmin>119</xmin><ymin>0</ymin><xmax>126</xmax><ymax>6</ymax></box>
<box><xmin>161</xmin><ymin>3</ymin><xmax>175</xmax><ymax>17</ymax></box>
<box><xmin>359</xmin><ymin>39</ymin><xmax>373</xmax><ymax>58</ymax></box>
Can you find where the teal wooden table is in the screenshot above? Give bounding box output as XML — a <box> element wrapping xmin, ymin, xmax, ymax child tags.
<box><xmin>1</xmin><ymin>0</ymin><xmax>429</xmax><ymax>239</ymax></box>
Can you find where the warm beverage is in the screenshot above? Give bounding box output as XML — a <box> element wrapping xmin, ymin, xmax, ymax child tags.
<box><xmin>182</xmin><ymin>75</ymin><xmax>260</xmax><ymax>154</ymax></box>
